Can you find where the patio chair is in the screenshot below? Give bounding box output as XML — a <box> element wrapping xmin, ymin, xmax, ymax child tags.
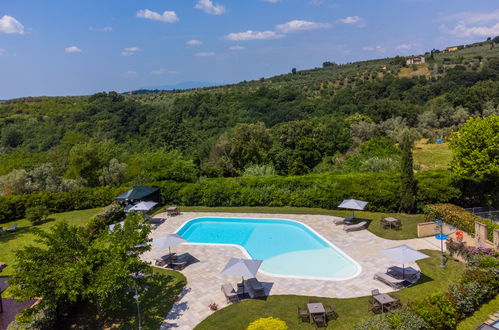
<box><xmin>247</xmin><ymin>278</ymin><xmax>265</xmax><ymax>297</ymax></box>
<box><xmin>374</xmin><ymin>272</ymin><xmax>405</xmax><ymax>289</ymax></box>
<box><xmin>312</xmin><ymin>313</ymin><xmax>327</xmax><ymax>327</ymax></box>
<box><xmin>334</xmin><ymin>215</ymin><xmax>354</xmax><ymax>225</ymax></box>
<box><xmin>6</xmin><ymin>224</ymin><xmax>17</xmax><ymax>233</ymax></box>
<box><xmin>371</xmin><ymin>289</ymin><xmax>380</xmax><ymax>296</ymax></box>
<box><xmin>343</xmin><ymin>221</ymin><xmax>367</xmax><ymax>232</ymax></box>
<box><xmin>221</xmin><ymin>283</ymin><xmax>239</xmax><ymax>304</ymax></box>
<box><xmin>297</xmin><ymin>306</ymin><xmax>310</xmax><ymax>322</ymax></box>
<box><xmin>324</xmin><ymin>304</ymin><xmax>337</xmax><ymax>320</ymax></box>
<box><xmin>368</xmin><ymin>297</ymin><xmax>382</xmax><ymax>313</ymax></box>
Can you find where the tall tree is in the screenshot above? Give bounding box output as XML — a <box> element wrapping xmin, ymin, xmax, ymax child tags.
<box><xmin>399</xmin><ymin>131</ymin><xmax>417</xmax><ymax>213</ymax></box>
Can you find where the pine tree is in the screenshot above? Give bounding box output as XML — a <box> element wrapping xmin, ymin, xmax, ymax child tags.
<box><xmin>400</xmin><ymin>132</ymin><xmax>417</xmax><ymax>213</ymax></box>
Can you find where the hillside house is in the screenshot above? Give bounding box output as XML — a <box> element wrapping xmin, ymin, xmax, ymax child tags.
<box><xmin>406</xmin><ymin>56</ymin><xmax>425</xmax><ymax>65</ymax></box>
<box><xmin>444</xmin><ymin>46</ymin><xmax>459</xmax><ymax>52</ymax></box>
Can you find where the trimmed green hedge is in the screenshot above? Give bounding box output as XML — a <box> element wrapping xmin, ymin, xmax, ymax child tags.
<box><xmin>425</xmin><ymin>203</ymin><xmax>499</xmax><ymax>241</ymax></box>
<box><xmin>0</xmin><ymin>187</ymin><xmax>121</xmax><ymax>224</ymax></box>
<box><xmin>159</xmin><ymin>170</ymin><xmax>460</xmax><ymax>213</ymax></box>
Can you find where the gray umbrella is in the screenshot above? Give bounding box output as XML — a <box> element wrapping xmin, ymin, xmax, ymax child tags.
<box><xmin>380</xmin><ymin>245</ymin><xmax>429</xmax><ymax>278</ymax></box>
<box><xmin>153</xmin><ymin>234</ymin><xmax>187</xmax><ymax>265</ymax></box>
<box><xmin>220</xmin><ymin>258</ymin><xmax>263</xmax><ymax>294</ymax></box>
<box><xmin>338</xmin><ymin>199</ymin><xmax>368</xmax><ymax>217</ymax></box>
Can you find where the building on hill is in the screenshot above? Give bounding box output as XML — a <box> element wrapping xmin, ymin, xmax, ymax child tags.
<box><xmin>444</xmin><ymin>46</ymin><xmax>459</xmax><ymax>52</ymax></box>
<box><xmin>406</xmin><ymin>56</ymin><xmax>425</xmax><ymax>65</ymax></box>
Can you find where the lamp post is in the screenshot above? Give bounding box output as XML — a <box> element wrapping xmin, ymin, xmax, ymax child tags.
<box><xmin>133</xmin><ymin>288</ymin><xmax>142</xmax><ymax>330</ymax></box>
<box><xmin>434</xmin><ymin>220</ymin><xmax>448</xmax><ymax>268</ymax></box>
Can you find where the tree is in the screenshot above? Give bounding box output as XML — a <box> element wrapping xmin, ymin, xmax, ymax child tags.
<box><xmin>9</xmin><ymin>214</ymin><xmax>151</xmax><ymax>319</ymax></box>
<box><xmin>449</xmin><ymin>115</ymin><xmax>499</xmax><ymax>179</ymax></box>
<box><xmin>25</xmin><ymin>206</ymin><xmax>50</xmax><ymax>225</ymax></box>
<box><xmin>399</xmin><ymin>131</ymin><xmax>417</xmax><ymax>213</ymax></box>
<box><xmin>99</xmin><ymin>158</ymin><xmax>127</xmax><ymax>187</ymax></box>
<box><xmin>291</xmin><ymin>68</ymin><xmax>297</xmax><ymax>75</ymax></box>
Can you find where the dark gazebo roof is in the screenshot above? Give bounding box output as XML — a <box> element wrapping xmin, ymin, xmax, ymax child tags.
<box><xmin>116</xmin><ymin>186</ymin><xmax>160</xmax><ymax>201</ymax></box>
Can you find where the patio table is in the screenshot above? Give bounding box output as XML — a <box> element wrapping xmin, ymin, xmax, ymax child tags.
<box><xmin>307</xmin><ymin>303</ymin><xmax>326</xmax><ymax>325</ymax></box>
<box><xmin>382</xmin><ymin>217</ymin><xmax>400</xmax><ymax>229</ymax></box>
<box><xmin>373</xmin><ymin>294</ymin><xmax>396</xmax><ymax>312</ymax></box>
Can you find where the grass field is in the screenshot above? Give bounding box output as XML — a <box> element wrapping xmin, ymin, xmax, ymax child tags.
<box><xmin>178</xmin><ymin>206</ymin><xmax>425</xmax><ymax>240</ymax></box>
<box><xmin>195</xmin><ymin>250</ymin><xmax>464</xmax><ymax>330</ymax></box>
<box><xmin>0</xmin><ymin>208</ymin><xmax>103</xmax><ymax>277</ymax></box>
<box><xmin>413</xmin><ymin>140</ymin><xmax>453</xmax><ymax>170</ymax></box>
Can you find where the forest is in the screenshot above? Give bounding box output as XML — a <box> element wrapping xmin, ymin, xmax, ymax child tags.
<box><xmin>0</xmin><ymin>39</ymin><xmax>498</xmax><ymax>218</ymax></box>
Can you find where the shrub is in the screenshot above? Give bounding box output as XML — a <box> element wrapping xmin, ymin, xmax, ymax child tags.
<box><xmin>410</xmin><ymin>293</ymin><xmax>458</xmax><ymax>330</ymax></box>
<box><xmin>246</xmin><ymin>317</ymin><xmax>288</xmax><ymax>330</ymax></box>
<box><xmin>94</xmin><ymin>202</ymin><xmax>125</xmax><ymax>225</ymax></box>
<box><xmin>449</xmin><ymin>281</ymin><xmax>490</xmax><ymax>316</ymax></box>
<box><xmin>243</xmin><ymin>164</ymin><xmax>276</xmax><ymax>177</ymax></box>
<box><xmin>445</xmin><ymin>238</ymin><xmax>467</xmax><ymax>259</ymax></box>
<box><xmin>425</xmin><ymin>203</ymin><xmax>499</xmax><ymax>240</ymax></box>
<box><xmin>8</xmin><ymin>305</ymin><xmax>57</xmax><ymax>330</ymax></box>
<box><xmin>25</xmin><ymin>205</ymin><xmax>50</xmax><ymax>225</ymax></box>
<box><xmin>354</xmin><ymin>307</ymin><xmax>427</xmax><ymax>330</ymax></box>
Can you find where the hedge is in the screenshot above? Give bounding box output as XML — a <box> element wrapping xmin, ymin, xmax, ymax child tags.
<box><xmin>0</xmin><ymin>187</ymin><xmax>122</xmax><ymax>224</ymax></box>
<box><xmin>425</xmin><ymin>203</ymin><xmax>499</xmax><ymax>241</ymax></box>
<box><xmin>160</xmin><ymin>170</ymin><xmax>460</xmax><ymax>213</ymax></box>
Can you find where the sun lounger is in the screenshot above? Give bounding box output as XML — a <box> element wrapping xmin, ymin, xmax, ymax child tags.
<box><xmin>343</xmin><ymin>221</ymin><xmax>366</xmax><ymax>232</ymax></box>
<box><xmin>334</xmin><ymin>215</ymin><xmax>354</xmax><ymax>225</ymax></box>
<box><xmin>387</xmin><ymin>266</ymin><xmax>420</xmax><ymax>283</ymax></box>
<box><xmin>374</xmin><ymin>272</ymin><xmax>406</xmax><ymax>289</ymax></box>
<box><xmin>246</xmin><ymin>278</ymin><xmax>265</xmax><ymax>297</ymax></box>
<box><xmin>145</xmin><ymin>214</ymin><xmax>166</xmax><ymax>224</ymax></box>
<box><xmin>221</xmin><ymin>283</ymin><xmax>239</xmax><ymax>303</ymax></box>
<box><xmin>6</xmin><ymin>224</ymin><xmax>17</xmax><ymax>233</ymax></box>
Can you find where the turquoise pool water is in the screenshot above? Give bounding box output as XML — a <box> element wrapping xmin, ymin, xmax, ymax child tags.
<box><xmin>177</xmin><ymin>217</ymin><xmax>361</xmax><ymax>280</ymax></box>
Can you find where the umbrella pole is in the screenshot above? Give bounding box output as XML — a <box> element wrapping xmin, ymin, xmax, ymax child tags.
<box><xmin>402</xmin><ymin>264</ymin><xmax>405</xmax><ymax>279</ymax></box>
<box><xmin>169</xmin><ymin>247</ymin><xmax>173</xmax><ymax>267</ymax></box>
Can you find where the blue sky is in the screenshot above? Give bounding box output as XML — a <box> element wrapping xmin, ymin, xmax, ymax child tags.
<box><xmin>1</xmin><ymin>0</ymin><xmax>498</xmax><ymax>99</ymax></box>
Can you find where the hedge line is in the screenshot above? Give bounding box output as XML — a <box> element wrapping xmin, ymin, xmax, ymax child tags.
<box><xmin>0</xmin><ymin>187</ymin><xmax>122</xmax><ymax>224</ymax></box>
<box><xmin>0</xmin><ymin>170</ymin><xmax>463</xmax><ymax>224</ymax></box>
<box><xmin>157</xmin><ymin>170</ymin><xmax>460</xmax><ymax>213</ymax></box>
<box><xmin>425</xmin><ymin>203</ymin><xmax>499</xmax><ymax>241</ymax></box>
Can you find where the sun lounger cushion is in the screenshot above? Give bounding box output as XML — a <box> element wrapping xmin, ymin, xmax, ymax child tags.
<box><xmin>374</xmin><ymin>272</ymin><xmax>405</xmax><ymax>289</ymax></box>
<box><xmin>247</xmin><ymin>278</ymin><xmax>264</xmax><ymax>291</ymax></box>
<box><xmin>343</xmin><ymin>221</ymin><xmax>367</xmax><ymax>232</ymax></box>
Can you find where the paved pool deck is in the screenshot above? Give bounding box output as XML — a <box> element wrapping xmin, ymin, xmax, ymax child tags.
<box><xmin>140</xmin><ymin>212</ymin><xmax>442</xmax><ymax>330</ymax></box>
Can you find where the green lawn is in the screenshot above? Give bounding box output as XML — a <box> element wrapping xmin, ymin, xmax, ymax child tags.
<box><xmin>196</xmin><ymin>250</ymin><xmax>464</xmax><ymax>330</ymax></box>
<box><xmin>0</xmin><ymin>207</ymin><xmax>103</xmax><ymax>277</ymax></box>
<box><xmin>413</xmin><ymin>140</ymin><xmax>453</xmax><ymax>171</ymax></box>
<box><xmin>65</xmin><ymin>267</ymin><xmax>187</xmax><ymax>329</ymax></box>
<box><xmin>178</xmin><ymin>206</ymin><xmax>425</xmax><ymax>240</ymax></box>
<box><xmin>457</xmin><ymin>295</ymin><xmax>499</xmax><ymax>330</ymax></box>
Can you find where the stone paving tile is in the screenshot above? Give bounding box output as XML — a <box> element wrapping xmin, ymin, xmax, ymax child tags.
<box><xmin>140</xmin><ymin>212</ymin><xmax>441</xmax><ymax>330</ymax></box>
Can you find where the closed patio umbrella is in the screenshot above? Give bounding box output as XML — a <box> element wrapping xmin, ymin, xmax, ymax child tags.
<box><xmin>153</xmin><ymin>234</ymin><xmax>187</xmax><ymax>265</ymax></box>
<box><xmin>380</xmin><ymin>245</ymin><xmax>429</xmax><ymax>278</ymax></box>
<box><xmin>338</xmin><ymin>199</ymin><xmax>368</xmax><ymax>217</ymax></box>
<box><xmin>220</xmin><ymin>258</ymin><xmax>263</xmax><ymax>294</ymax></box>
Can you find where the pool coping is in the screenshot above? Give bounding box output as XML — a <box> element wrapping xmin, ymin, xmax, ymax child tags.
<box><xmin>174</xmin><ymin>216</ymin><xmax>362</xmax><ymax>281</ymax></box>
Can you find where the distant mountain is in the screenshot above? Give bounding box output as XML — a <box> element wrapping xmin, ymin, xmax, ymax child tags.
<box><xmin>129</xmin><ymin>81</ymin><xmax>223</xmax><ymax>95</ymax></box>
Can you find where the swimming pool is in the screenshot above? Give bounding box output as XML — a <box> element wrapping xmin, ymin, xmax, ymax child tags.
<box><xmin>176</xmin><ymin>217</ymin><xmax>361</xmax><ymax>280</ymax></box>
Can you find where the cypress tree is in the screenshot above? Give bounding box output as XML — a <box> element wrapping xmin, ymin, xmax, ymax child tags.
<box><xmin>400</xmin><ymin>132</ymin><xmax>417</xmax><ymax>213</ymax></box>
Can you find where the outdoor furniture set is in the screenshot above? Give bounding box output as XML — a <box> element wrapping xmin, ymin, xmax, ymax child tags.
<box><xmin>368</xmin><ymin>289</ymin><xmax>400</xmax><ymax>313</ymax></box>
<box><xmin>221</xmin><ymin>277</ymin><xmax>266</xmax><ymax>303</ymax></box>
<box><xmin>381</xmin><ymin>217</ymin><xmax>401</xmax><ymax>230</ymax></box>
<box><xmin>297</xmin><ymin>300</ymin><xmax>336</xmax><ymax>326</ymax></box>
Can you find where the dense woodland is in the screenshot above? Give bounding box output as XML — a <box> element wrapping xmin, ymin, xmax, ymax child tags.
<box><xmin>0</xmin><ymin>40</ymin><xmax>498</xmax><ymax>215</ymax></box>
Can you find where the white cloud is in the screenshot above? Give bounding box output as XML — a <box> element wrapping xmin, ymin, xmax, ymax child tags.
<box><xmin>121</xmin><ymin>47</ymin><xmax>140</xmax><ymax>56</ymax></box>
<box><xmin>396</xmin><ymin>43</ymin><xmax>414</xmax><ymax>50</ymax></box>
<box><xmin>275</xmin><ymin>20</ymin><xmax>331</xmax><ymax>33</ymax></box>
<box><xmin>440</xmin><ymin>10</ymin><xmax>499</xmax><ymax>38</ymax></box>
<box><xmin>136</xmin><ymin>9</ymin><xmax>179</xmax><ymax>23</ymax></box>
<box><xmin>0</xmin><ymin>15</ymin><xmax>25</xmax><ymax>34</ymax></box>
<box><xmin>224</xmin><ymin>30</ymin><xmax>284</xmax><ymax>41</ymax></box>
<box><xmin>195</xmin><ymin>52</ymin><xmax>216</xmax><ymax>57</ymax></box>
<box><xmin>0</xmin><ymin>48</ymin><xmax>5</xmax><ymax>55</ymax></box>
<box><xmin>229</xmin><ymin>45</ymin><xmax>245</xmax><ymax>50</ymax></box>
<box><xmin>151</xmin><ymin>69</ymin><xmax>177</xmax><ymax>75</ymax></box>
<box><xmin>195</xmin><ymin>0</ymin><xmax>226</xmax><ymax>15</ymax></box>
<box><xmin>65</xmin><ymin>46</ymin><xmax>82</xmax><ymax>53</ymax></box>
<box><xmin>121</xmin><ymin>70</ymin><xmax>137</xmax><ymax>78</ymax></box>
<box><xmin>187</xmin><ymin>39</ymin><xmax>202</xmax><ymax>45</ymax></box>
<box><xmin>362</xmin><ymin>45</ymin><xmax>386</xmax><ymax>53</ymax></box>
<box><xmin>444</xmin><ymin>22</ymin><xmax>499</xmax><ymax>37</ymax></box>
<box><xmin>338</xmin><ymin>16</ymin><xmax>366</xmax><ymax>27</ymax></box>
<box><xmin>90</xmin><ymin>26</ymin><xmax>113</xmax><ymax>32</ymax></box>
